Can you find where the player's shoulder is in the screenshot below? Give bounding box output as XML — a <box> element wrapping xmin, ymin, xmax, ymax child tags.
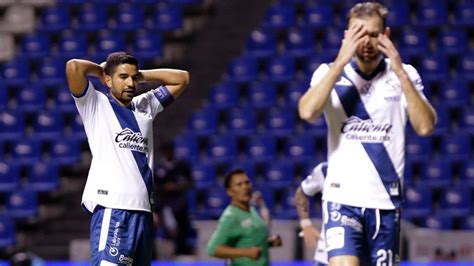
<box><xmin>384</xmin><ymin>58</ymin><xmax>418</xmax><ymax>74</ymax></box>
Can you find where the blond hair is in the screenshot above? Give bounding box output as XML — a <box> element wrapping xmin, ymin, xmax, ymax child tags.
<box><xmin>346</xmin><ymin>2</ymin><xmax>388</xmax><ymax>27</ymax></box>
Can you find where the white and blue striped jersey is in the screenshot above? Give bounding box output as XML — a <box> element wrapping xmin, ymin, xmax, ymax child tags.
<box><xmin>73</xmin><ymin>81</ymin><xmax>168</xmax><ymax>213</ymax></box>
<box><xmin>300</xmin><ymin>162</ymin><xmax>328</xmax><ymax>264</ymax></box>
<box><xmin>309</xmin><ymin>58</ymin><xmax>427</xmax><ymax>210</ymax></box>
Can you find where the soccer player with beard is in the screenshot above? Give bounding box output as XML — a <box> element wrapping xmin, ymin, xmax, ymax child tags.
<box><xmin>298</xmin><ymin>2</ymin><xmax>436</xmax><ymax>266</ymax></box>
<box><xmin>65</xmin><ymin>52</ymin><xmax>189</xmax><ymax>265</ymax></box>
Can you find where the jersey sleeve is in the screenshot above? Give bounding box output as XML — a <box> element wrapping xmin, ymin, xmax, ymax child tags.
<box><xmin>207</xmin><ymin>211</ymin><xmax>238</xmax><ymax>256</ymax></box>
<box><xmin>133</xmin><ymin>85</ymin><xmax>173</xmax><ymax>118</ymax></box>
<box><xmin>72</xmin><ymin>80</ymin><xmax>99</xmax><ymax>125</ymax></box>
<box><xmin>300</xmin><ymin>162</ymin><xmax>327</xmax><ymax>197</ymax></box>
<box><xmin>309</xmin><ymin>63</ymin><xmax>331</xmax><ymax>87</ymax></box>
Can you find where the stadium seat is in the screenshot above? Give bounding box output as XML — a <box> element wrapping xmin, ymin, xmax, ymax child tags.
<box><xmin>284</xmin><ymin>28</ymin><xmax>315</xmax><ymax>58</ymax></box>
<box><xmin>0</xmin><ymin>161</ymin><xmax>20</xmax><ymax>192</ymax></box>
<box><xmin>24</xmin><ymin>161</ymin><xmax>59</xmax><ymax>192</ymax></box>
<box><xmin>0</xmin><ymin>110</ymin><xmax>25</xmax><ymax>140</ymax></box>
<box><xmin>57</xmin><ymin>30</ymin><xmax>88</xmax><ymax>60</ymax></box>
<box><xmin>49</xmin><ymin>138</ymin><xmax>81</xmax><ymax>165</ymax></box>
<box><xmin>398</xmin><ymin>28</ymin><xmax>429</xmax><ymax>56</ymax></box>
<box><xmin>440</xmin><ymin>133</ymin><xmax>471</xmax><ymax>161</ymax></box>
<box><xmin>226</xmin><ymin>56</ymin><xmax>258</xmax><ymax>84</ymax></box>
<box><xmin>1</xmin><ymin>57</ymin><xmax>30</xmax><ymax>86</ymax></box>
<box><xmin>275</xmin><ymin>186</ymin><xmax>298</xmax><ymax>219</ymax></box>
<box><xmin>38</xmin><ymin>5</ymin><xmax>71</xmax><ymax>32</ymax></box>
<box><xmin>0</xmin><ymin>84</ymin><xmax>7</xmax><ymax>110</ymax></box>
<box><xmin>9</xmin><ymin>139</ymin><xmax>42</xmax><ymax>165</ymax></box>
<box><xmin>303</xmin><ymin>5</ymin><xmax>334</xmax><ymax>30</ymax></box>
<box><xmin>440</xmin><ymin>80</ymin><xmax>469</xmax><ymax>107</ymax></box>
<box><xmin>55</xmin><ymin>88</ymin><xmax>77</xmax><ymax>112</ymax></box>
<box><xmin>283</xmin><ymin>134</ymin><xmax>316</xmax><ymax>163</ymax></box>
<box><xmin>437</xmin><ymin>28</ymin><xmax>468</xmax><ymax>56</ymax></box>
<box><xmin>423</xmin><ymin>214</ymin><xmax>453</xmax><ymax>230</ymax></box>
<box><xmin>302</xmin><ymin>116</ymin><xmax>327</xmax><ymax>137</ymax></box>
<box><xmin>403</xmin><ymin>185</ymin><xmax>432</xmax><ymax>219</ymax></box>
<box><xmin>418</xmin><ymin>54</ymin><xmax>449</xmax><ymax>82</ymax></box>
<box><xmin>262</xmin><ymin>3</ymin><xmax>296</xmax><ymax>30</ymax></box>
<box><xmin>208</xmin><ymin>82</ymin><xmax>239</xmax><ymax>110</ymax></box>
<box><xmin>412</xmin><ymin>1</ymin><xmax>447</xmax><ymax>28</ymax></box>
<box><xmin>93</xmin><ymin>30</ymin><xmax>126</xmax><ymax>62</ymax></box>
<box><xmin>174</xmin><ymin>134</ymin><xmax>199</xmax><ymax>160</ymax></box>
<box><xmin>225</xmin><ymin>108</ymin><xmax>257</xmax><ymax>137</ymax></box>
<box><xmin>36</xmin><ymin>57</ymin><xmax>66</xmax><ymax>87</ymax></box>
<box><xmin>186</xmin><ymin>107</ymin><xmax>218</xmax><ymax>136</ymax></box>
<box><xmin>460</xmin><ymin>160</ymin><xmax>474</xmax><ymax>188</ymax></box>
<box><xmin>461</xmin><ymin>215</ymin><xmax>474</xmax><ymax>230</ymax></box>
<box><xmin>114</xmin><ymin>3</ymin><xmax>145</xmax><ymax>31</ymax></box>
<box><xmin>264</xmin><ymin>108</ymin><xmax>295</xmax><ymax>136</ymax></box>
<box><xmin>5</xmin><ymin>190</ymin><xmax>38</xmax><ymax>219</ymax></box>
<box><xmin>439</xmin><ymin>186</ymin><xmax>472</xmax><ymax>217</ymax></box>
<box><xmin>153</xmin><ymin>4</ymin><xmax>183</xmax><ymax>32</ymax></box>
<box><xmin>431</xmin><ymin>104</ymin><xmax>450</xmax><ymax>135</ymax></box>
<box><xmin>458</xmin><ymin>106</ymin><xmax>474</xmax><ymax>134</ymax></box>
<box><xmin>191</xmin><ymin>161</ymin><xmax>216</xmax><ymax>189</ymax></box>
<box><xmin>456</xmin><ymin>52</ymin><xmax>474</xmax><ymax>81</ymax></box>
<box><xmin>0</xmin><ymin>216</ymin><xmax>15</xmax><ymax>248</ymax></box>
<box><xmin>246</xmin><ymin>28</ymin><xmax>277</xmax><ymax>59</ymax></box>
<box><xmin>262</xmin><ymin>160</ymin><xmax>294</xmax><ymax>188</ymax></box>
<box><xmin>131</xmin><ymin>30</ymin><xmax>163</xmax><ymax>62</ymax></box>
<box><xmin>244</xmin><ymin>135</ymin><xmax>277</xmax><ymax>163</ymax></box>
<box><xmin>19</xmin><ymin>32</ymin><xmax>51</xmax><ymax>59</ymax></box>
<box><xmin>304</xmin><ymin>53</ymin><xmax>334</xmax><ymax>77</ymax></box>
<box><xmin>69</xmin><ymin>112</ymin><xmax>87</xmax><ymax>140</ymax></box>
<box><xmin>206</xmin><ymin>134</ymin><xmax>237</xmax><ymax>163</ymax></box>
<box><xmin>266</xmin><ymin>55</ymin><xmax>296</xmax><ymax>84</ymax></box>
<box><xmin>76</xmin><ymin>3</ymin><xmax>108</xmax><ymax>32</ymax></box>
<box><xmin>320</xmin><ymin>27</ymin><xmax>344</xmax><ymax>58</ymax></box>
<box><xmin>405</xmin><ymin>136</ymin><xmax>432</xmax><ymax>162</ymax></box>
<box><xmin>200</xmin><ymin>188</ymin><xmax>230</xmax><ymax>219</ymax></box>
<box><xmin>33</xmin><ymin>111</ymin><xmax>64</xmax><ymax>140</ymax></box>
<box><xmin>385</xmin><ymin>2</ymin><xmax>409</xmax><ymax>28</ymax></box>
<box><xmin>452</xmin><ymin>2</ymin><xmax>474</xmax><ymax>26</ymax></box>
<box><xmin>245</xmin><ymin>81</ymin><xmax>277</xmax><ymax>110</ymax></box>
<box><xmin>284</xmin><ymin>80</ymin><xmax>307</xmax><ymax>108</ymax></box>
<box><xmin>419</xmin><ymin>159</ymin><xmax>452</xmax><ymax>188</ymax></box>
<box><xmin>16</xmin><ymin>85</ymin><xmax>46</xmax><ymax>112</ymax></box>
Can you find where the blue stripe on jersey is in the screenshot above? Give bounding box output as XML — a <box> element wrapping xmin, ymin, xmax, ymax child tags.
<box><xmin>106</xmin><ymin>94</ymin><xmax>153</xmax><ymax>205</ymax></box>
<box><xmin>334</xmin><ymin>73</ymin><xmax>402</xmax><ymax>207</ymax></box>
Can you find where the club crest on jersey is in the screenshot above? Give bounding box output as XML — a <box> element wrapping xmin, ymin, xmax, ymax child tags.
<box><xmin>115</xmin><ymin>128</ymin><xmax>149</xmax><ymax>153</ymax></box>
<box><xmin>359</xmin><ymin>83</ymin><xmax>373</xmax><ymax>96</ymax></box>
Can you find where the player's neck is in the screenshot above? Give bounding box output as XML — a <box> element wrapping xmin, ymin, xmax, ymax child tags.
<box><xmin>231</xmin><ymin>201</ymin><xmax>250</xmax><ymax>212</ymax></box>
<box><xmin>110</xmin><ymin>93</ymin><xmax>132</xmax><ymax>108</ymax></box>
<box><xmin>354</xmin><ymin>56</ymin><xmax>383</xmax><ymax>75</ymax></box>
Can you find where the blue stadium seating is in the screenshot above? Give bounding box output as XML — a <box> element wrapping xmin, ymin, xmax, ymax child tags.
<box><xmin>452</xmin><ymin>2</ymin><xmax>474</xmax><ymax>26</ymax></box>
<box><xmin>458</xmin><ymin>106</ymin><xmax>474</xmax><ymax>133</ymax></box>
<box><xmin>423</xmin><ymin>214</ymin><xmax>453</xmax><ymax>230</ymax></box>
<box><xmin>76</xmin><ymin>3</ymin><xmax>108</xmax><ymax>32</ymax></box>
<box><xmin>460</xmin><ymin>160</ymin><xmax>474</xmax><ymax>187</ymax></box>
<box><xmin>191</xmin><ymin>161</ymin><xmax>216</xmax><ymax>189</ymax></box>
<box><xmin>245</xmin><ymin>81</ymin><xmax>277</xmax><ymax>110</ymax></box>
<box><xmin>2</xmin><ymin>58</ymin><xmax>30</xmax><ymax>86</ymax></box>
<box><xmin>419</xmin><ymin>159</ymin><xmax>452</xmax><ymax>188</ymax></box>
<box><xmin>16</xmin><ymin>85</ymin><xmax>46</xmax><ymax>112</ymax></box>
<box><xmin>439</xmin><ymin>186</ymin><xmax>472</xmax><ymax>217</ymax></box>
<box><xmin>49</xmin><ymin>138</ymin><xmax>81</xmax><ymax>165</ymax></box>
<box><xmin>244</xmin><ymin>135</ymin><xmax>277</xmax><ymax>163</ymax></box>
<box><xmin>9</xmin><ymin>139</ymin><xmax>42</xmax><ymax>165</ymax></box>
<box><xmin>440</xmin><ymin>133</ymin><xmax>471</xmax><ymax>161</ymax></box>
<box><xmin>55</xmin><ymin>88</ymin><xmax>77</xmax><ymax>112</ymax></box>
<box><xmin>206</xmin><ymin>134</ymin><xmax>237</xmax><ymax>163</ymax></box>
<box><xmin>226</xmin><ymin>160</ymin><xmax>257</xmax><ymax>185</ymax></box>
<box><xmin>174</xmin><ymin>134</ymin><xmax>199</xmax><ymax>160</ymax></box>
<box><xmin>403</xmin><ymin>185</ymin><xmax>433</xmax><ymax>219</ymax></box>
<box><xmin>246</xmin><ymin>28</ymin><xmax>277</xmax><ymax>59</ymax></box>
<box><xmin>131</xmin><ymin>30</ymin><xmax>163</xmax><ymax>62</ymax></box>
<box><xmin>69</xmin><ymin>112</ymin><xmax>87</xmax><ymax>140</ymax></box>
<box><xmin>39</xmin><ymin>5</ymin><xmax>71</xmax><ymax>32</ymax></box>
<box><xmin>264</xmin><ymin>108</ymin><xmax>295</xmax><ymax>136</ymax></box>
<box><xmin>36</xmin><ymin>58</ymin><xmax>66</xmax><ymax>87</ymax></box>
<box><xmin>266</xmin><ymin>56</ymin><xmax>296</xmax><ymax>84</ymax></box>
<box><xmin>413</xmin><ymin>1</ymin><xmax>447</xmax><ymax>28</ymax></box>
<box><xmin>437</xmin><ymin>28</ymin><xmax>468</xmax><ymax>55</ymax></box>
<box><xmin>431</xmin><ymin>104</ymin><xmax>450</xmax><ymax>135</ymax></box>
<box><xmin>456</xmin><ymin>52</ymin><xmax>474</xmax><ymax>81</ymax></box>
<box><xmin>0</xmin><ymin>216</ymin><xmax>15</xmax><ymax>248</ymax></box>
<box><xmin>225</xmin><ymin>108</ymin><xmax>257</xmax><ymax>137</ymax></box>
<box><xmin>398</xmin><ymin>28</ymin><xmax>429</xmax><ymax>56</ymax></box>
<box><xmin>208</xmin><ymin>82</ymin><xmax>239</xmax><ymax>110</ymax></box>
<box><xmin>5</xmin><ymin>190</ymin><xmax>38</xmax><ymax>219</ymax></box>
<box><xmin>200</xmin><ymin>188</ymin><xmax>229</xmax><ymax>219</ymax></box>
<box><xmin>303</xmin><ymin>53</ymin><xmax>334</xmax><ymax>77</ymax></box>
<box><xmin>284</xmin><ymin>28</ymin><xmax>315</xmax><ymax>58</ymax></box>
<box><xmin>274</xmin><ymin>186</ymin><xmax>298</xmax><ymax>219</ymax></box>
<box><xmin>0</xmin><ymin>161</ymin><xmax>20</xmax><ymax>192</ymax></box>
<box><xmin>283</xmin><ymin>134</ymin><xmax>316</xmax><ymax>163</ymax></box>
<box><xmin>262</xmin><ymin>3</ymin><xmax>296</xmax><ymax>30</ymax></box>
<box><xmin>153</xmin><ymin>4</ymin><xmax>183</xmax><ymax>32</ymax></box>
<box><xmin>114</xmin><ymin>3</ymin><xmax>146</xmax><ymax>31</ymax></box>
<box><xmin>0</xmin><ymin>110</ymin><xmax>25</xmax><ymax>140</ymax></box>
<box><xmin>284</xmin><ymin>80</ymin><xmax>307</xmax><ymax>108</ymax></box>
<box><xmin>57</xmin><ymin>30</ymin><xmax>88</xmax><ymax>60</ymax></box>
<box><xmin>440</xmin><ymin>80</ymin><xmax>469</xmax><ymax>107</ymax></box>
<box><xmin>33</xmin><ymin>111</ymin><xmax>64</xmax><ymax>140</ymax></box>
<box><xmin>187</xmin><ymin>108</ymin><xmax>218</xmax><ymax>136</ymax></box>
<box><xmin>419</xmin><ymin>54</ymin><xmax>449</xmax><ymax>82</ymax></box>
<box><xmin>262</xmin><ymin>160</ymin><xmax>294</xmax><ymax>188</ymax></box>
<box><xmin>461</xmin><ymin>215</ymin><xmax>474</xmax><ymax>230</ymax></box>
<box><xmin>385</xmin><ymin>2</ymin><xmax>409</xmax><ymax>28</ymax></box>
<box><xmin>25</xmin><ymin>161</ymin><xmax>59</xmax><ymax>192</ymax></box>
<box><xmin>320</xmin><ymin>27</ymin><xmax>343</xmax><ymax>58</ymax></box>
<box><xmin>20</xmin><ymin>33</ymin><xmax>51</xmax><ymax>59</ymax></box>
<box><xmin>0</xmin><ymin>85</ymin><xmax>7</xmax><ymax>110</ymax></box>
<box><xmin>226</xmin><ymin>56</ymin><xmax>258</xmax><ymax>84</ymax></box>
<box><xmin>302</xmin><ymin>116</ymin><xmax>327</xmax><ymax>137</ymax></box>
<box><xmin>405</xmin><ymin>136</ymin><xmax>432</xmax><ymax>162</ymax></box>
<box><xmin>303</xmin><ymin>5</ymin><xmax>334</xmax><ymax>30</ymax></box>
<box><xmin>93</xmin><ymin>30</ymin><xmax>126</xmax><ymax>62</ymax></box>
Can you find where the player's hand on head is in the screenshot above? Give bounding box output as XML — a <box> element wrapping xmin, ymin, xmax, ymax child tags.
<box><xmin>377</xmin><ymin>33</ymin><xmax>404</xmax><ymax>75</ymax></box>
<box><xmin>335</xmin><ymin>22</ymin><xmax>367</xmax><ymax>66</ymax></box>
<box><xmin>246</xmin><ymin>247</ymin><xmax>261</xmax><ymax>260</ymax></box>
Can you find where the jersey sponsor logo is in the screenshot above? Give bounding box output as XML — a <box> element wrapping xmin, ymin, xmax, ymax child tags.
<box><xmin>115</xmin><ymin>128</ymin><xmax>149</xmax><ymax>153</ymax></box>
<box><xmin>341</xmin><ymin>116</ymin><xmax>392</xmax><ymax>143</ymax></box>
<box><xmin>109</xmin><ymin>247</ymin><xmax>118</xmax><ymax>257</ymax></box>
<box><xmin>119</xmin><ymin>254</ymin><xmax>133</xmax><ymax>265</ymax></box>
<box><xmin>341</xmin><ymin>215</ymin><xmax>362</xmax><ymax>232</ymax></box>
<box><xmin>111</xmin><ymin>222</ymin><xmax>121</xmax><ymax>248</ymax></box>
<box><xmin>326</xmin><ymin>227</ymin><xmax>345</xmax><ymax>251</ymax></box>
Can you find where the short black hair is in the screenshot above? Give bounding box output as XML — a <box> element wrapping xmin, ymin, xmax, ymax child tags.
<box><xmin>224</xmin><ymin>168</ymin><xmax>246</xmax><ymax>189</ymax></box>
<box><xmin>104</xmin><ymin>52</ymin><xmax>139</xmax><ymax>75</ymax></box>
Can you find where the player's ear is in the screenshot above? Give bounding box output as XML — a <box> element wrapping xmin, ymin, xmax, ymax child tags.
<box><xmin>384</xmin><ymin>27</ymin><xmax>391</xmax><ymax>37</ymax></box>
<box><xmin>105</xmin><ymin>75</ymin><xmax>112</xmax><ymax>87</ymax></box>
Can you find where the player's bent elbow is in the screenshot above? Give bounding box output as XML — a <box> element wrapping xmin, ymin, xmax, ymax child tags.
<box><xmin>298</xmin><ymin>108</ymin><xmax>319</xmax><ymax>123</ymax></box>
<box><xmin>415</xmin><ymin>126</ymin><xmax>434</xmax><ymax>137</ymax></box>
<box><xmin>65</xmin><ymin>59</ymin><xmax>79</xmax><ymax>75</ymax></box>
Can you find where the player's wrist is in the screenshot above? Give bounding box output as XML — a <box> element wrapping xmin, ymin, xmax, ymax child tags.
<box><xmin>300</xmin><ymin>218</ymin><xmax>312</xmax><ymax>228</ymax></box>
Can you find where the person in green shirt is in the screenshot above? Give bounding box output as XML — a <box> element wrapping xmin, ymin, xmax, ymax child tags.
<box><xmin>207</xmin><ymin>169</ymin><xmax>282</xmax><ymax>266</ymax></box>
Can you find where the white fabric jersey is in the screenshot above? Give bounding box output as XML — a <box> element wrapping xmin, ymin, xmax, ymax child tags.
<box><xmin>300</xmin><ymin>162</ymin><xmax>328</xmax><ymax>264</ymax></box>
<box><xmin>73</xmin><ymin>81</ymin><xmax>168</xmax><ymax>213</ymax></box>
<box><xmin>309</xmin><ymin>58</ymin><xmax>427</xmax><ymax>209</ymax></box>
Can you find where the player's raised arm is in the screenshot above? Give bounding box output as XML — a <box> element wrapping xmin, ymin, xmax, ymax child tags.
<box><xmin>139</xmin><ymin>68</ymin><xmax>190</xmax><ymax>98</ymax></box>
<box><xmin>65</xmin><ymin>59</ymin><xmax>105</xmax><ymax>97</ymax></box>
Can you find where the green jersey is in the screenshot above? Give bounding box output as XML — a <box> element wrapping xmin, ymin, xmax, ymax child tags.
<box><xmin>207</xmin><ymin>205</ymin><xmax>269</xmax><ymax>266</ymax></box>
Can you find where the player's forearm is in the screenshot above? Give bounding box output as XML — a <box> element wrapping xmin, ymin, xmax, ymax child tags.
<box><xmin>298</xmin><ymin>63</ymin><xmax>344</xmax><ymax>122</ymax></box>
<box><xmin>398</xmin><ymin>72</ymin><xmax>437</xmax><ymax>136</ymax></box>
<box><xmin>140</xmin><ymin>68</ymin><xmax>189</xmax><ymax>91</ymax></box>
<box><xmin>295</xmin><ymin>187</ymin><xmax>310</xmax><ymax>220</ymax></box>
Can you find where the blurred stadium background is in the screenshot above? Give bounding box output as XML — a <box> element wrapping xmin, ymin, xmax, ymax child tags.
<box><xmin>0</xmin><ymin>0</ymin><xmax>473</xmax><ymax>264</ymax></box>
